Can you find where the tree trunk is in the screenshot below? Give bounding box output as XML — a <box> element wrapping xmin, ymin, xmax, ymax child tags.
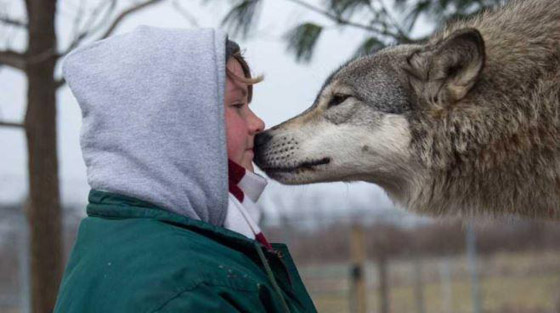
<box><xmin>24</xmin><ymin>1</ymin><xmax>63</xmax><ymax>312</ymax></box>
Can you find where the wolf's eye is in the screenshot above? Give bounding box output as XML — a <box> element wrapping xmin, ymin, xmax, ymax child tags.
<box><xmin>328</xmin><ymin>94</ymin><xmax>351</xmax><ymax>108</ymax></box>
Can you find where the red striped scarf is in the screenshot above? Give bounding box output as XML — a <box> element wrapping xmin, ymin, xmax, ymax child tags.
<box><xmin>225</xmin><ymin>160</ymin><xmax>272</xmax><ymax>250</ymax></box>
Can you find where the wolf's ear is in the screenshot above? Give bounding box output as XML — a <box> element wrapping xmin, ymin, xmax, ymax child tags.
<box><xmin>404</xmin><ymin>28</ymin><xmax>485</xmax><ymax>106</ymax></box>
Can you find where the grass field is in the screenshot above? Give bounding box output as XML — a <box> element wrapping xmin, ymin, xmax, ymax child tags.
<box><xmin>299</xmin><ymin>251</ymin><xmax>560</xmax><ymax>313</ymax></box>
<box><xmin>1</xmin><ymin>251</ymin><xmax>558</xmax><ymax>313</ymax></box>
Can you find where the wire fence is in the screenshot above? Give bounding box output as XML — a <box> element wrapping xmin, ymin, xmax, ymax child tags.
<box><xmin>1</xmin><ymin>203</ymin><xmax>560</xmax><ymax>313</ymax></box>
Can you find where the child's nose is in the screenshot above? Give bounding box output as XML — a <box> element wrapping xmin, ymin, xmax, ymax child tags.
<box><xmin>249</xmin><ymin>110</ymin><xmax>265</xmax><ymax>133</ymax></box>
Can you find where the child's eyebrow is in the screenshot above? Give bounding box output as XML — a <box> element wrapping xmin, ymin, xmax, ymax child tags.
<box><xmin>233</xmin><ymin>85</ymin><xmax>247</xmax><ymax>98</ymax></box>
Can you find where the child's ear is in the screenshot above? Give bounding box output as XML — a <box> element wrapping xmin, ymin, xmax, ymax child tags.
<box><xmin>404</xmin><ymin>28</ymin><xmax>485</xmax><ymax>106</ymax></box>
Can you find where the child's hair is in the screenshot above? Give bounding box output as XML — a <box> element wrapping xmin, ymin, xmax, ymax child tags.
<box><xmin>225</xmin><ymin>39</ymin><xmax>263</xmax><ymax>103</ymax></box>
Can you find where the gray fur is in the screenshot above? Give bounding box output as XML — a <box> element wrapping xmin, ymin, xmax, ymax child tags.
<box><xmin>255</xmin><ymin>0</ymin><xmax>560</xmax><ymax>219</ymax></box>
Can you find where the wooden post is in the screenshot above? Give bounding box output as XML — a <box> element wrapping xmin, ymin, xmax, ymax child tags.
<box><xmin>466</xmin><ymin>223</ymin><xmax>482</xmax><ymax>313</ymax></box>
<box><xmin>439</xmin><ymin>256</ymin><xmax>453</xmax><ymax>313</ymax></box>
<box><xmin>377</xmin><ymin>255</ymin><xmax>389</xmax><ymax>313</ymax></box>
<box><xmin>413</xmin><ymin>254</ymin><xmax>425</xmax><ymax>313</ymax></box>
<box><xmin>350</xmin><ymin>223</ymin><xmax>367</xmax><ymax>313</ymax></box>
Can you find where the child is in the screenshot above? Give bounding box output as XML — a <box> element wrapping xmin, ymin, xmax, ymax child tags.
<box><xmin>54</xmin><ymin>26</ymin><xmax>317</xmax><ymax>313</ymax></box>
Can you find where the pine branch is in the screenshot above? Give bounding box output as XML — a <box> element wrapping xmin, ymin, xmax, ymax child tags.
<box><xmin>283</xmin><ymin>0</ymin><xmax>407</xmax><ymax>42</ymax></box>
<box><xmin>285</xmin><ymin>22</ymin><xmax>323</xmax><ymax>62</ymax></box>
<box><xmin>324</xmin><ymin>0</ymin><xmax>371</xmax><ymax>18</ymax></box>
<box><xmin>353</xmin><ymin>36</ymin><xmax>385</xmax><ymax>57</ymax></box>
<box><xmin>372</xmin><ymin>0</ymin><xmax>411</xmax><ymax>43</ymax></box>
<box><xmin>284</xmin><ymin>0</ymin><xmax>378</xmax><ymax>33</ymax></box>
<box><xmin>221</xmin><ymin>0</ymin><xmax>263</xmax><ymax>38</ymax></box>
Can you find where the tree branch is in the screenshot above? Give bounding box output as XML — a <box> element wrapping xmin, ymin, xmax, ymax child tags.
<box><xmin>0</xmin><ymin>120</ymin><xmax>25</xmax><ymax>129</ymax></box>
<box><xmin>63</xmin><ymin>0</ymin><xmax>116</xmax><ymax>56</ymax></box>
<box><xmin>282</xmin><ymin>0</ymin><xmax>406</xmax><ymax>41</ymax></box>
<box><xmin>67</xmin><ymin>0</ymin><xmax>89</xmax><ymax>49</ymax></box>
<box><xmin>284</xmin><ymin>0</ymin><xmax>378</xmax><ymax>33</ymax></box>
<box><xmin>97</xmin><ymin>0</ymin><xmax>164</xmax><ymax>40</ymax></box>
<box><xmin>55</xmin><ymin>78</ymin><xmax>66</xmax><ymax>89</ymax></box>
<box><xmin>27</xmin><ymin>48</ymin><xmax>58</xmax><ymax>65</ymax></box>
<box><xmin>0</xmin><ymin>16</ymin><xmax>28</xmax><ymax>28</ymax></box>
<box><xmin>171</xmin><ymin>0</ymin><xmax>198</xmax><ymax>27</ymax></box>
<box><xmin>372</xmin><ymin>0</ymin><xmax>411</xmax><ymax>43</ymax></box>
<box><xmin>60</xmin><ymin>0</ymin><xmax>164</xmax><ymax>58</ymax></box>
<box><xmin>0</xmin><ymin>50</ymin><xmax>26</xmax><ymax>70</ymax></box>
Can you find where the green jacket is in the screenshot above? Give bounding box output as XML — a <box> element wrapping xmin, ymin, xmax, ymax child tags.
<box><xmin>54</xmin><ymin>190</ymin><xmax>317</xmax><ymax>313</ymax></box>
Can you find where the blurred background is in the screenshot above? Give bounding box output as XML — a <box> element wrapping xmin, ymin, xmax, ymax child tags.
<box><xmin>1</xmin><ymin>0</ymin><xmax>559</xmax><ymax>312</ymax></box>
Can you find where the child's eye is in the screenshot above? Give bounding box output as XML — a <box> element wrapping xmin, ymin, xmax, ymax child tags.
<box><xmin>231</xmin><ymin>103</ymin><xmax>244</xmax><ymax>109</ymax></box>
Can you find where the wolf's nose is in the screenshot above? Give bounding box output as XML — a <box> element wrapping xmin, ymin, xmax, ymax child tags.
<box><xmin>255</xmin><ymin>132</ymin><xmax>272</xmax><ymax>148</ymax></box>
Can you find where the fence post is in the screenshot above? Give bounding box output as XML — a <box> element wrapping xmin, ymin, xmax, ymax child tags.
<box><xmin>466</xmin><ymin>223</ymin><xmax>482</xmax><ymax>313</ymax></box>
<box><xmin>350</xmin><ymin>223</ymin><xmax>367</xmax><ymax>313</ymax></box>
<box><xmin>439</xmin><ymin>256</ymin><xmax>453</xmax><ymax>313</ymax></box>
<box><xmin>377</xmin><ymin>254</ymin><xmax>389</xmax><ymax>313</ymax></box>
<box><xmin>413</xmin><ymin>254</ymin><xmax>425</xmax><ymax>313</ymax></box>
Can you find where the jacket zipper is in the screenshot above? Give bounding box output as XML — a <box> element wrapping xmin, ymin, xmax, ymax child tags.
<box><xmin>254</xmin><ymin>242</ymin><xmax>291</xmax><ymax>313</ymax></box>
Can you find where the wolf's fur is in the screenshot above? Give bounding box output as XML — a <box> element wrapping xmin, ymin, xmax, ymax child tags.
<box><xmin>254</xmin><ymin>0</ymin><xmax>560</xmax><ymax>219</ymax></box>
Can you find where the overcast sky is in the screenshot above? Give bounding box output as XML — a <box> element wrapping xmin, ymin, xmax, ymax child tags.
<box><xmin>0</xmin><ymin>0</ymin><xmax>434</xmax><ymax>223</ymax></box>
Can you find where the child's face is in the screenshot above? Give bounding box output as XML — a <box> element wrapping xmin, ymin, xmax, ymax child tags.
<box><xmin>224</xmin><ymin>59</ymin><xmax>265</xmax><ymax>172</ymax></box>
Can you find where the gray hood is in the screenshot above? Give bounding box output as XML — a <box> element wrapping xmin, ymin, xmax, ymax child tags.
<box><xmin>63</xmin><ymin>26</ymin><xmax>228</xmax><ymax>225</ymax></box>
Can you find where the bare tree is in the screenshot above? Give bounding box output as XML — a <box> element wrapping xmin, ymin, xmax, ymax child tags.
<box><xmin>0</xmin><ymin>1</ymin><xmax>164</xmax><ymax>312</ymax></box>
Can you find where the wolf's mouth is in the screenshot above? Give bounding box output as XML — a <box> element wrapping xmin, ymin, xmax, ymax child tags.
<box><xmin>261</xmin><ymin>157</ymin><xmax>331</xmax><ymax>173</ymax></box>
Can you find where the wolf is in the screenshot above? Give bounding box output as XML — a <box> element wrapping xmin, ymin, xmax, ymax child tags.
<box><xmin>254</xmin><ymin>0</ymin><xmax>560</xmax><ymax>219</ymax></box>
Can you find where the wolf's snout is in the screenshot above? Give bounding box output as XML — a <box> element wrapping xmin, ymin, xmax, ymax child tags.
<box><xmin>255</xmin><ymin>131</ymin><xmax>272</xmax><ymax>148</ymax></box>
<box><xmin>254</xmin><ymin>130</ymin><xmax>300</xmax><ymax>171</ymax></box>
<box><xmin>254</xmin><ymin>131</ymin><xmax>273</xmax><ymax>168</ymax></box>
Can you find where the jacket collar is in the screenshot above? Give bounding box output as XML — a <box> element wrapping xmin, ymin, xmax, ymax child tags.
<box><xmin>86</xmin><ymin>189</ymin><xmax>297</xmax><ymax>307</ymax></box>
<box><xmin>86</xmin><ymin>189</ymin><xmax>279</xmax><ymax>253</ymax></box>
<box><xmin>228</xmin><ymin>159</ymin><xmax>267</xmax><ymax>203</ymax></box>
